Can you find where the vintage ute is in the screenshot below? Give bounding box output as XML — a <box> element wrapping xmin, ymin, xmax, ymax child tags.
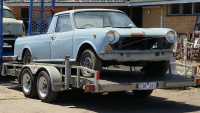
<box><xmin>14</xmin><ymin>9</ymin><xmax>177</xmax><ymax>76</ymax></box>
<box><xmin>3</xmin><ymin>5</ymin><xmax>25</xmax><ymax>46</ymax></box>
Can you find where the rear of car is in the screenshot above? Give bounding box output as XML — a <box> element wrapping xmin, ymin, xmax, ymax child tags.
<box><xmin>3</xmin><ymin>6</ymin><xmax>25</xmax><ymax>46</ymax></box>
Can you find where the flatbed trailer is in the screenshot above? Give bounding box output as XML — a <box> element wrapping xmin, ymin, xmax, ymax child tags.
<box><xmin>0</xmin><ymin>56</ymin><xmax>198</xmax><ymax>103</ymax></box>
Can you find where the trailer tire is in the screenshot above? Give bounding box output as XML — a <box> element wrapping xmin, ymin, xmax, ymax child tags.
<box><xmin>37</xmin><ymin>71</ymin><xmax>58</xmax><ymax>103</ymax></box>
<box><xmin>21</xmin><ymin>69</ymin><xmax>37</xmax><ymax>98</ymax></box>
<box><xmin>133</xmin><ymin>90</ymin><xmax>153</xmax><ymax>97</ymax></box>
<box><xmin>23</xmin><ymin>50</ymin><xmax>32</xmax><ymax>64</ymax></box>
<box><xmin>80</xmin><ymin>49</ymin><xmax>102</xmax><ymax>77</ymax></box>
<box><xmin>144</xmin><ymin>61</ymin><xmax>170</xmax><ymax>76</ymax></box>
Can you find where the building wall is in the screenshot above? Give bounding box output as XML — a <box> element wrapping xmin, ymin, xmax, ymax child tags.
<box><xmin>142</xmin><ymin>6</ymin><xmax>161</xmax><ymax>28</ymax></box>
<box><xmin>9</xmin><ymin>6</ymin><xmax>69</xmax><ymax>20</ymax></box>
<box><xmin>10</xmin><ymin>5</ymin><xmax>197</xmax><ymax>34</ymax></box>
<box><xmin>9</xmin><ymin>6</ymin><xmax>117</xmax><ymax>20</ymax></box>
<box><xmin>142</xmin><ymin>5</ymin><xmax>197</xmax><ymax>33</ymax></box>
<box><xmin>162</xmin><ymin>5</ymin><xmax>197</xmax><ymax>33</ymax></box>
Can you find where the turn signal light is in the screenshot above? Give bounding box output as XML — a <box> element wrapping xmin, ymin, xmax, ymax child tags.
<box><xmin>105</xmin><ymin>46</ymin><xmax>112</xmax><ymax>51</ymax></box>
<box><xmin>85</xmin><ymin>85</ymin><xmax>95</xmax><ymax>92</ymax></box>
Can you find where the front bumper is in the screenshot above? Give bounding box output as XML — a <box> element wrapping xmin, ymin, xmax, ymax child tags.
<box><xmin>99</xmin><ymin>50</ymin><xmax>172</xmax><ymax>62</ymax></box>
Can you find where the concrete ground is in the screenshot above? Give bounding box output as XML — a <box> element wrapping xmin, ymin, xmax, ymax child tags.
<box><xmin>0</xmin><ymin>60</ymin><xmax>200</xmax><ymax>113</ymax></box>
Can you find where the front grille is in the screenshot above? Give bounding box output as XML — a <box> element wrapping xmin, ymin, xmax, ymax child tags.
<box><xmin>110</xmin><ymin>37</ymin><xmax>173</xmax><ymax>50</ymax></box>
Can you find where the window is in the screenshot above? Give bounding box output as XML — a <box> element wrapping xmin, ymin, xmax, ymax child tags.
<box><xmin>182</xmin><ymin>3</ymin><xmax>192</xmax><ymax>14</ymax></box>
<box><xmin>55</xmin><ymin>15</ymin><xmax>72</xmax><ymax>32</ymax></box>
<box><xmin>3</xmin><ymin>9</ymin><xmax>14</xmax><ymax>18</ymax></box>
<box><xmin>170</xmin><ymin>4</ymin><xmax>180</xmax><ymax>14</ymax></box>
<box><xmin>194</xmin><ymin>3</ymin><xmax>200</xmax><ymax>13</ymax></box>
<box><xmin>74</xmin><ymin>11</ymin><xmax>135</xmax><ymax>29</ymax></box>
<box><xmin>169</xmin><ymin>3</ymin><xmax>200</xmax><ymax>15</ymax></box>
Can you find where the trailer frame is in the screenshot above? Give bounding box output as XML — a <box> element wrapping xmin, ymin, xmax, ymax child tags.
<box><xmin>1</xmin><ymin>55</ymin><xmax>198</xmax><ymax>102</ymax></box>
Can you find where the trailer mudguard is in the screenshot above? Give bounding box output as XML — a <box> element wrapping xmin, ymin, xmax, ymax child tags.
<box><xmin>22</xmin><ymin>65</ymin><xmax>63</xmax><ymax>92</ymax></box>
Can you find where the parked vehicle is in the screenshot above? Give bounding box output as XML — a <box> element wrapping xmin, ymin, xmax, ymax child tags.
<box><xmin>3</xmin><ymin>5</ymin><xmax>25</xmax><ymax>46</ymax></box>
<box><xmin>14</xmin><ymin>9</ymin><xmax>177</xmax><ymax>76</ymax></box>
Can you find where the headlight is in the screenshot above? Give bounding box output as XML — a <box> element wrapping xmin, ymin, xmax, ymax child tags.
<box><xmin>106</xmin><ymin>31</ymin><xmax>120</xmax><ymax>44</ymax></box>
<box><xmin>166</xmin><ymin>31</ymin><xmax>177</xmax><ymax>43</ymax></box>
<box><xmin>107</xmin><ymin>32</ymin><xmax>115</xmax><ymax>42</ymax></box>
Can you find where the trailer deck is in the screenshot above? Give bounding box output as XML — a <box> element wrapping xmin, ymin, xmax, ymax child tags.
<box><xmin>85</xmin><ymin>70</ymin><xmax>194</xmax><ymax>92</ymax></box>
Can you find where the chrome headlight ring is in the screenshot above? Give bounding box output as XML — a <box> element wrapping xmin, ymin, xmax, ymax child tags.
<box><xmin>106</xmin><ymin>31</ymin><xmax>120</xmax><ymax>44</ymax></box>
<box><xmin>166</xmin><ymin>30</ymin><xmax>177</xmax><ymax>43</ymax></box>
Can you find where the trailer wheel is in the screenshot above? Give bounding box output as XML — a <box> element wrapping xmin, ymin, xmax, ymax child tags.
<box><xmin>37</xmin><ymin>71</ymin><xmax>58</xmax><ymax>103</ymax></box>
<box><xmin>23</xmin><ymin>50</ymin><xmax>32</xmax><ymax>64</ymax></box>
<box><xmin>144</xmin><ymin>61</ymin><xmax>170</xmax><ymax>76</ymax></box>
<box><xmin>21</xmin><ymin>69</ymin><xmax>37</xmax><ymax>98</ymax></box>
<box><xmin>133</xmin><ymin>90</ymin><xmax>153</xmax><ymax>97</ymax></box>
<box><xmin>80</xmin><ymin>49</ymin><xmax>102</xmax><ymax>77</ymax></box>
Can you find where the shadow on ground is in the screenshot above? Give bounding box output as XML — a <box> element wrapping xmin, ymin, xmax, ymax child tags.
<box><xmin>1</xmin><ymin>76</ymin><xmax>200</xmax><ymax>113</ymax></box>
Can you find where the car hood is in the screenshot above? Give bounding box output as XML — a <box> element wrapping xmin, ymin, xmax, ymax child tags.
<box><xmin>102</xmin><ymin>27</ymin><xmax>173</xmax><ymax>37</ymax></box>
<box><xmin>3</xmin><ymin>18</ymin><xmax>23</xmax><ymax>36</ymax></box>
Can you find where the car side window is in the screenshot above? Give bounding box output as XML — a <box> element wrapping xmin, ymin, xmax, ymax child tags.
<box><xmin>55</xmin><ymin>15</ymin><xmax>72</xmax><ymax>32</ymax></box>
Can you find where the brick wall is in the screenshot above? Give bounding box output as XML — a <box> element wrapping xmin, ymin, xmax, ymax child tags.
<box><xmin>9</xmin><ymin>6</ymin><xmax>117</xmax><ymax>20</ymax></box>
<box><xmin>75</xmin><ymin>6</ymin><xmax>117</xmax><ymax>9</ymax></box>
<box><xmin>9</xmin><ymin>6</ymin><xmax>29</xmax><ymax>20</ymax></box>
<box><xmin>162</xmin><ymin>5</ymin><xmax>197</xmax><ymax>33</ymax></box>
<box><xmin>142</xmin><ymin>5</ymin><xmax>197</xmax><ymax>33</ymax></box>
<box><xmin>142</xmin><ymin>7</ymin><xmax>161</xmax><ymax>28</ymax></box>
<box><xmin>10</xmin><ymin>5</ymin><xmax>197</xmax><ymax>33</ymax></box>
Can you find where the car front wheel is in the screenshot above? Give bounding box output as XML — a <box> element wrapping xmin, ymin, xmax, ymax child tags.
<box><xmin>80</xmin><ymin>49</ymin><xmax>102</xmax><ymax>77</ymax></box>
<box><xmin>23</xmin><ymin>50</ymin><xmax>32</xmax><ymax>64</ymax></box>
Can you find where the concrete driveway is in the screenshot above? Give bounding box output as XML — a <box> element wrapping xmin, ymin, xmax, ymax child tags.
<box><xmin>0</xmin><ymin>75</ymin><xmax>200</xmax><ymax>113</ymax></box>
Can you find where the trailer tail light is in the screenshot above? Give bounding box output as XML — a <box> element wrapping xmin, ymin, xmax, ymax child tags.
<box><xmin>195</xmin><ymin>67</ymin><xmax>198</xmax><ymax>75</ymax></box>
<box><xmin>85</xmin><ymin>85</ymin><xmax>95</xmax><ymax>92</ymax></box>
<box><xmin>96</xmin><ymin>71</ymin><xmax>100</xmax><ymax>80</ymax></box>
<box><xmin>196</xmin><ymin>79</ymin><xmax>200</xmax><ymax>85</ymax></box>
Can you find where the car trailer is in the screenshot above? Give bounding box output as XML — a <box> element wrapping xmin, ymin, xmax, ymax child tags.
<box><xmin>0</xmin><ymin>56</ymin><xmax>198</xmax><ymax>103</ymax></box>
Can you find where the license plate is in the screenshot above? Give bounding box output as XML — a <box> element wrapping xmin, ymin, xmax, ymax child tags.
<box><xmin>138</xmin><ymin>82</ymin><xmax>157</xmax><ymax>90</ymax></box>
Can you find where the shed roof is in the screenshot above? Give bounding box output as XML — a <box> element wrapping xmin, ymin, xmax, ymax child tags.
<box><xmin>4</xmin><ymin>0</ymin><xmax>200</xmax><ymax>7</ymax></box>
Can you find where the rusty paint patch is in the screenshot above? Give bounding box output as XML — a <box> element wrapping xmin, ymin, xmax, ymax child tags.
<box><xmin>130</xmin><ymin>33</ymin><xmax>145</xmax><ymax>37</ymax></box>
<box><xmin>105</xmin><ymin>46</ymin><xmax>112</xmax><ymax>51</ymax></box>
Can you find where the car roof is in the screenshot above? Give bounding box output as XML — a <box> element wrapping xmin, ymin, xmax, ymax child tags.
<box><xmin>54</xmin><ymin>9</ymin><xmax>123</xmax><ymax>16</ymax></box>
<box><xmin>3</xmin><ymin>5</ymin><xmax>11</xmax><ymax>10</ymax></box>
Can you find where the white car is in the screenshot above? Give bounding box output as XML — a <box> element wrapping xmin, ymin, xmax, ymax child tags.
<box><xmin>3</xmin><ymin>5</ymin><xmax>25</xmax><ymax>46</ymax></box>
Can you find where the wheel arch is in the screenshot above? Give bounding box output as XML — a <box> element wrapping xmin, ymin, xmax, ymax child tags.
<box><xmin>76</xmin><ymin>42</ymin><xmax>97</xmax><ymax>62</ymax></box>
<box><xmin>21</xmin><ymin>48</ymin><xmax>32</xmax><ymax>61</ymax></box>
<box><xmin>19</xmin><ymin>66</ymin><xmax>63</xmax><ymax>92</ymax></box>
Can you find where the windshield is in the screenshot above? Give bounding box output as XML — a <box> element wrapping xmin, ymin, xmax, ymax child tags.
<box><xmin>3</xmin><ymin>9</ymin><xmax>15</xmax><ymax>18</ymax></box>
<box><xmin>74</xmin><ymin>11</ymin><xmax>136</xmax><ymax>29</ymax></box>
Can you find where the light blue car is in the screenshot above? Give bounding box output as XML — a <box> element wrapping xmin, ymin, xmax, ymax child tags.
<box><xmin>14</xmin><ymin>9</ymin><xmax>177</xmax><ymax>76</ymax></box>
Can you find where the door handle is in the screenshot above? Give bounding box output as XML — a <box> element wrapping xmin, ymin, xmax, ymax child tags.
<box><xmin>51</xmin><ymin>36</ymin><xmax>56</xmax><ymax>40</ymax></box>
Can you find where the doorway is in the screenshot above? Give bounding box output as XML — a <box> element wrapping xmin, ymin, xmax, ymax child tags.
<box><xmin>118</xmin><ymin>7</ymin><xmax>143</xmax><ymax>28</ymax></box>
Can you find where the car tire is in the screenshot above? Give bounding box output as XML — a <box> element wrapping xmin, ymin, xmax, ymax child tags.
<box><xmin>23</xmin><ymin>50</ymin><xmax>32</xmax><ymax>64</ymax></box>
<box><xmin>80</xmin><ymin>49</ymin><xmax>102</xmax><ymax>77</ymax></box>
<box><xmin>37</xmin><ymin>71</ymin><xmax>58</xmax><ymax>103</ymax></box>
<box><xmin>144</xmin><ymin>61</ymin><xmax>170</xmax><ymax>76</ymax></box>
<box><xmin>133</xmin><ymin>90</ymin><xmax>153</xmax><ymax>97</ymax></box>
<box><xmin>21</xmin><ymin>68</ymin><xmax>37</xmax><ymax>98</ymax></box>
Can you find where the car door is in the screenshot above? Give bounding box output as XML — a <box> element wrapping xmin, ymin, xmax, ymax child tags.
<box><xmin>50</xmin><ymin>14</ymin><xmax>73</xmax><ymax>60</ymax></box>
